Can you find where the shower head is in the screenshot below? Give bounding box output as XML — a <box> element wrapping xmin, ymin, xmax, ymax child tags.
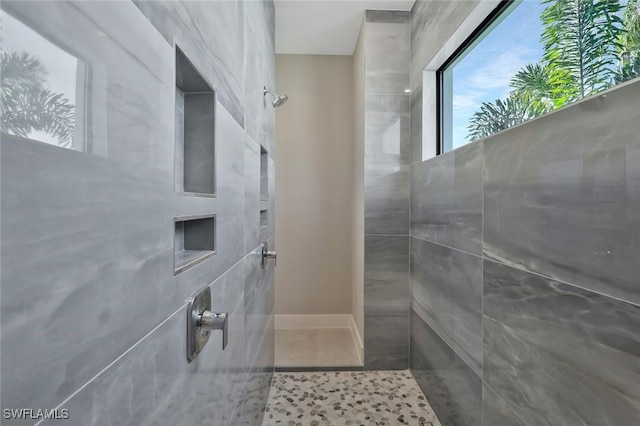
<box><xmin>263</xmin><ymin>87</ymin><xmax>288</xmax><ymax>108</ymax></box>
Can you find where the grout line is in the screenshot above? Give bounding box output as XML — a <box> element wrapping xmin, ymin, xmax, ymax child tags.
<box><xmin>34</xmin><ymin>303</ymin><xmax>187</xmax><ymax>426</ymax></box>
<box><xmin>410</xmin><ymin>301</ymin><xmax>481</xmax><ymax>378</ymax></box>
<box><xmin>482</xmin><ymin>380</ymin><xmax>529</xmax><ymax>426</ymax></box>
<box><xmin>410</xmin><ymin>234</ymin><xmax>483</xmax><ymax>259</ymax></box>
<box><xmin>37</xmin><ymin>247</ymin><xmax>264</xmax><ymax>424</ymax></box>
<box><xmin>482</xmin><ymin>256</ymin><xmax>640</xmax><ymax>310</ymax></box>
<box><xmin>480</xmin><ymin>139</ymin><xmax>485</xmax><ymax>424</ymax></box>
<box><xmin>366</xmin><ymin>233</ymin><xmax>410</xmax><ymax>237</ymax></box>
<box><xmin>408</xmin><ymin>94</ymin><xmax>412</xmax><ymax>371</ymax></box>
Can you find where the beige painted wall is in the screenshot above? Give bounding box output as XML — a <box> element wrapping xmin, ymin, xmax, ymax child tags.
<box><xmin>275</xmin><ymin>54</ymin><xmax>356</xmax><ymax>315</ymax></box>
<box><xmin>351</xmin><ymin>24</ymin><xmax>365</xmax><ymax>340</ymax></box>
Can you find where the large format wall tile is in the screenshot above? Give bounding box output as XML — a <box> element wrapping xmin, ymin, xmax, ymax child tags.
<box><xmin>0</xmin><ymin>1</ymin><xmax>175</xmax><ymax>413</ymax></box>
<box><xmin>482</xmin><ymin>384</ymin><xmax>524</xmax><ymax>426</ymax></box>
<box><xmin>484</xmin><ymin>80</ymin><xmax>640</xmax><ymax>306</ymax></box>
<box><xmin>1</xmin><ymin>0</ymin><xmax>275</xmax><ymax>423</ymax></box>
<box><xmin>364</xmin><ymin>13</ymin><xmax>410</xmax><ymax>95</ymax></box>
<box><xmin>364</xmin><ymin>95</ymin><xmax>410</xmax><ymax>235</ymax></box>
<box><xmin>410</xmin><ymin>310</ymin><xmax>481</xmax><ymax>426</ymax></box>
<box><xmin>410</xmin><ymin>88</ymin><xmax>422</xmax><ymax>164</ymax></box>
<box><xmin>243</xmin><ymin>0</ymin><xmax>276</xmax><ymax>154</ymax></box>
<box><xmin>411</xmin><ymin>238</ymin><xmax>482</xmax><ymax>375</ymax></box>
<box><xmin>411</xmin><ymin>141</ymin><xmax>483</xmax><ymax>254</ymax></box>
<box><xmin>483</xmin><ymin>259</ymin><xmax>640</xmax><ymax>426</ymax></box>
<box><xmin>409</xmin><ymin>0</ymin><xmax>480</xmax><ymax>90</ymax></box>
<box><xmin>364</xmin><ymin>236</ymin><xmax>409</xmax><ymax>369</ymax></box>
<box><xmin>365</xmin><ymin>313</ymin><xmax>409</xmax><ymax>370</ymax></box>
<box><xmin>365</xmin><ymin>236</ymin><xmax>410</xmax><ymax>315</ymax></box>
<box><xmin>134</xmin><ymin>0</ymin><xmax>245</xmax><ymax>127</ymax></box>
<box><xmin>44</xmin><ymin>260</ymin><xmax>248</xmax><ymax>426</ymax></box>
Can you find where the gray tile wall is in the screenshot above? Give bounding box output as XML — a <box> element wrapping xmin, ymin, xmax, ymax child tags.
<box><xmin>409</xmin><ymin>2</ymin><xmax>640</xmax><ymax>419</ymax></box>
<box><xmin>362</xmin><ymin>11</ymin><xmax>411</xmax><ymax>370</ymax></box>
<box><xmin>0</xmin><ymin>1</ymin><xmax>275</xmax><ymax>424</ymax></box>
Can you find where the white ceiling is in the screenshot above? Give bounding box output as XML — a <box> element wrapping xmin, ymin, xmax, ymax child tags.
<box><xmin>275</xmin><ymin>0</ymin><xmax>416</xmax><ymax>55</ymax></box>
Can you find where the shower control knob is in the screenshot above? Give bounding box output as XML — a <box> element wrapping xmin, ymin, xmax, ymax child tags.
<box><xmin>198</xmin><ymin>310</ymin><xmax>228</xmax><ymax>350</ymax></box>
<box><xmin>261</xmin><ymin>241</ymin><xmax>277</xmax><ymax>267</ymax></box>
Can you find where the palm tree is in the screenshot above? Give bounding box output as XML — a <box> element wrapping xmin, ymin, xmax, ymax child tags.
<box><xmin>1</xmin><ymin>51</ymin><xmax>75</xmax><ymax>146</ymax></box>
<box><xmin>510</xmin><ymin>61</ymin><xmax>585</xmax><ymax>108</ymax></box>
<box><xmin>616</xmin><ymin>0</ymin><xmax>640</xmax><ymax>82</ymax></box>
<box><xmin>541</xmin><ymin>0</ymin><xmax>623</xmax><ymax>98</ymax></box>
<box><xmin>467</xmin><ymin>93</ymin><xmax>550</xmax><ymax>140</ymax></box>
<box><xmin>467</xmin><ymin>0</ymin><xmax>627</xmax><ymax>140</ymax></box>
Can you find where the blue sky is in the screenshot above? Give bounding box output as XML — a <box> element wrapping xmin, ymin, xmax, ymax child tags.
<box><xmin>450</xmin><ymin>0</ymin><xmax>547</xmax><ymax>148</ymax></box>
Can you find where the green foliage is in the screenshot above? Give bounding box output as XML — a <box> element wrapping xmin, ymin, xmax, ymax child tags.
<box><xmin>621</xmin><ymin>0</ymin><xmax>640</xmax><ymax>49</ymax></box>
<box><xmin>615</xmin><ymin>50</ymin><xmax>640</xmax><ymax>82</ymax></box>
<box><xmin>541</xmin><ymin>0</ymin><xmax>623</xmax><ymax>98</ymax></box>
<box><xmin>467</xmin><ymin>0</ymin><xmax>636</xmax><ymax>141</ymax></box>
<box><xmin>467</xmin><ymin>93</ymin><xmax>551</xmax><ymax>140</ymax></box>
<box><xmin>510</xmin><ymin>62</ymin><xmax>577</xmax><ymax>108</ymax></box>
<box><xmin>1</xmin><ymin>50</ymin><xmax>75</xmax><ymax>145</ymax></box>
<box><xmin>616</xmin><ymin>0</ymin><xmax>640</xmax><ymax>82</ymax></box>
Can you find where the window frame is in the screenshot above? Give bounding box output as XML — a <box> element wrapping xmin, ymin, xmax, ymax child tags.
<box><xmin>436</xmin><ymin>0</ymin><xmax>514</xmax><ymax>155</ymax></box>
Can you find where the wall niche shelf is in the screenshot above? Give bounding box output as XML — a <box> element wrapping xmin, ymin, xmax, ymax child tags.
<box><xmin>260</xmin><ymin>146</ymin><xmax>269</xmax><ymax>201</ymax></box>
<box><xmin>175</xmin><ymin>45</ymin><xmax>216</xmax><ymax>197</ymax></box>
<box><xmin>174</xmin><ymin>214</ymin><xmax>216</xmax><ymax>275</ymax></box>
<box><xmin>260</xmin><ymin>209</ymin><xmax>268</xmax><ymax>230</ymax></box>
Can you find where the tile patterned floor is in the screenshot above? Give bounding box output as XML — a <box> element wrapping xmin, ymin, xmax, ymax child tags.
<box><xmin>261</xmin><ymin>371</ymin><xmax>441</xmax><ymax>426</ymax></box>
<box><xmin>275</xmin><ymin>328</ymin><xmax>362</xmax><ymax>368</ymax></box>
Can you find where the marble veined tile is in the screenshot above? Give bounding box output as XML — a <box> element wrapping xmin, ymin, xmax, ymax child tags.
<box><xmin>365</xmin><ymin>235</ymin><xmax>410</xmax><ymax>315</ymax></box>
<box><xmin>364</xmin><ymin>235</ymin><xmax>410</xmax><ymax>370</ymax></box>
<box><xmin>483</xmin><ymin>259</ymin><xmax>640</xmax><ymax>426</ymax></box>
<box><xmin>365</xmin><ymin>95</ymin><xmax>410</xmax><ymax>234</ymax></box>
<box><xmin>1</xmin><ymin>0</ymin><xmax>176</xmax><ymax>414</ymax></box>
<box><xmin>410</xmin><ymin>310</ymin><xmax>481</xmax><ymax>426</ymax></box>
<box><xmin>244</xmin><ymin>138</ymin><xmax>261</xmax><ymax>253</ymax></box>
<box><xmin>243</xmin><ymin>0</ymin><xmax>276</xmax><ymax>154</ymax></box>
<box><xmin>134</xmin><ymin>0</ymin><xmax>245</xmax><ymax>127</ymax></box>
<box><xmin>410</xmin><ymin>0</ymin><xmax>480</xmax><ymax>91</ymax></box>
<box><xmin>244</xmin><ymin>242</ymin><xmax>275</xmax><ymax>368</ymax></box>
<box><xmin>41</xmin><ymin>259</ymin><xmax>247</xmax><ymax>426</ymax></box>
<box><xmin>411</xmin><ymin>141</ymin><xmax>483</xmax><ymax>255</ymax></box>
<box><xmin>411</xmin><ymin>238</ymin><xmax>482</xmax><ymax>376</ymax></box>
<box><xmin>366</xmin><ymin>10</ymin><xmax>410</xmax><ymax>24</ymax></box>
<box><xmin>484</xmin><ymin>79</ymin><xmax>640</xmax><ymax>306</ymax></box>
<box><xmin>482</xmin><ymin>383</ymin><xmax>525</xmax><ymax>426</ymax></box>
<box><xmin>410</xmin><ymin>88</ymin><xmax>423</xmax><ymax>164</ymax></box>
<box><xmin>365</xmin><ymin>313</ymin><xmax>409</xmax><ymax>370</ymax></box>
<box><xmin>365</xmin><ymin>19</ymin><xmax>410</xmax><ymax>95</ymax></box>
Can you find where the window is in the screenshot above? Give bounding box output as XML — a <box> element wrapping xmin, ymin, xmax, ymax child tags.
<box><xmin>438</xmin><ymin>0</ymin><xmax>640</xmax><ymax>154</ymax></box>
<box><xmin>1</xmin><ymin>9</ymin><xmax>106</xmax><ymax>154</ymax></box>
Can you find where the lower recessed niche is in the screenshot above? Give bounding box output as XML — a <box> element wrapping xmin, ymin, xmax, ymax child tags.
<box><xmin>174</xmin><ymin>214</ymin><xmax>216</xmax><ymax>275</ymax></box>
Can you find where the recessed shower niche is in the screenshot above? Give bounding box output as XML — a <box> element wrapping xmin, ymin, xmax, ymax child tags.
<box><xmin>175</xmin><ymin>46</ymin><xmax>216</xmax><ymax>196</ymax></box>
<box><xmin>260</xmin><ymin>146</ymin><xmax>269</xmax><ymax>201</ymax></box>
<box><xmin>174</xmin><ymin>215</ymin><xmax>216</xmax><ymax>275</ymax></box>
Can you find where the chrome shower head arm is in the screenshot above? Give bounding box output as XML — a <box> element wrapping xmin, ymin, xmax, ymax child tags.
<box><xmin>263</xmin><ymin>86</ymin><xmax>288</xmax><ymax>108</ymax></box>
<box><xmin>263</xmin><ymin>87</ymin><xmax>277</xmax><ymax>98</ymax></box>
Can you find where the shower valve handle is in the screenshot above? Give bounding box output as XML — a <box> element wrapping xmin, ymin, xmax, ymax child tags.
<box><xmin>261</xmin><ymin>241</ymin><xmax>277</xmax><ymax>267</ymax></box>
<box><xmin>198</xmin><ymin>310</ymin><xmax>228</xmax><ymax>350</ymax></box>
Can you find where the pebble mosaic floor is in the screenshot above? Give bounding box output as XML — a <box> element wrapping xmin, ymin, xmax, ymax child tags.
<box><xmin>261</xmin><ymin>371</ymin><xmax>441</xmax><ymax>426</ymax></box>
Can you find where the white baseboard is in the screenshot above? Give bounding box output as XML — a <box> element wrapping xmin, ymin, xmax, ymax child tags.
<box><xmin>349</xmin><ymin>315</ymin><xmax>364</xmax><ymax>365</ymax></box>
<box><xmin>275</xmin><ymin>314</ymin><xmax>364</xmax><ymax>364</ymax></box>
<box><xmin>275</xmin><ymin>314</ymin><xmax>353</xmax><ymax>329</ymax></box>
